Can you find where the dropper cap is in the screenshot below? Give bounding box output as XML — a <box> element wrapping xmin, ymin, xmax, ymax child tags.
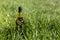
<box><xmin>18</xmin><ymin>6</ymin><xmax>22</xmax><ymax>13</ymax></box>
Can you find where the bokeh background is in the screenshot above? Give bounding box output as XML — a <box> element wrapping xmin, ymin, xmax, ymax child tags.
<box><xmin>0</xmin><ymin>0</ymin><xmax>60</xmax><ymax>40</ymax></box>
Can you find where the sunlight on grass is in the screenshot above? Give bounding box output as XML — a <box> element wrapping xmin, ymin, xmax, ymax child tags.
<box><xmin>0</xmin><ymin>0</ymin><xmax>60</xmax><ymax>40</ymax></box>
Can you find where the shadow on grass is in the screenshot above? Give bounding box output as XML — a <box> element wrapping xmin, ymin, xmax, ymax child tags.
<box><xmin>0</xmin><ymin>26</ymin><xmax>27</xmax><ymax>40</ymax></box>
<box><xmin>0</xmin><ymin>24</ymin><xmax>33</xmax><ymax>40</ymax></box>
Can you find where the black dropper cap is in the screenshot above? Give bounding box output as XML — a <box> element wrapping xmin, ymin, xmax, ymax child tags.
<box><xmin>18</xmin><ymin>6</ymin><xmax>22</xmax><ymax>13</ymax></box>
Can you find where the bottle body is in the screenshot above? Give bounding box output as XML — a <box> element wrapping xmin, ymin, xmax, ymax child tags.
<box><xmin>16</xmin><ymin>13</ymin><xmax>24</xmax><ymax>26</ymax></box>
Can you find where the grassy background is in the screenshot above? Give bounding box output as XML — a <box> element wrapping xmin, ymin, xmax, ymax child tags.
<box><xmin>0</xmin><ymin>0</ymin><xmax>60</xmax><ymax>40</ymax></box>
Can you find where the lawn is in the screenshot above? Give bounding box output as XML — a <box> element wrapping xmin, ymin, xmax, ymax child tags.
<box><xmin>0</xmin><ymin>0</ymin><xmax>60</xmax><ymax>40</ymax></box>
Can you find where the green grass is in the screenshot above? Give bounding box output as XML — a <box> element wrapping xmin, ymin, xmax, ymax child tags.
<box><xmin>0</xmin><ymin>0</ymin><xmax>60</xmax><ymax>40</ymax></box>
